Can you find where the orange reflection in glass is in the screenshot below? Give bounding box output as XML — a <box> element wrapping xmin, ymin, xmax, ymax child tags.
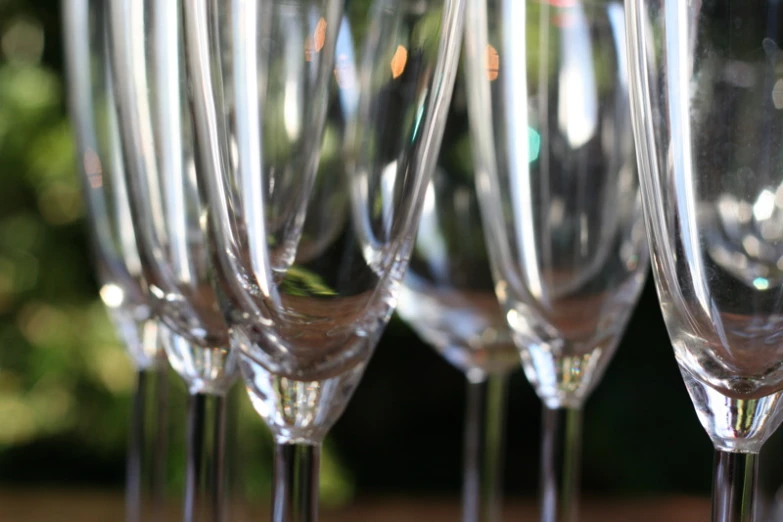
<box><xmin>305</xmin><ymin>17</ymin><xmax>327</xmax><ymax>62</ymax></box>
<box><xmin>487</xmin><ymin>44</ymin><xmax>499</xmax><ymax>81</ymax></box>
<box><xmin>391</xmin><ymin>45</ymin><xmax>408</xmax><ymax>79</ymax></box>
<box><xmin>83</xmin><ymin>148</ymin><xmax>103</xmax><ymax>188</ymax></box>
<box><xmin>314</xmin><ymin>18</ymin><xmax>327</xmax><ymax>52</ymax></box>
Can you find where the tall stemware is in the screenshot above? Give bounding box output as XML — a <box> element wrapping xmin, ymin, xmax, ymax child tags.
<box><xmin>107</xmin><ymin>1</ymin><xmax>239</xmax><ymax>521</ymax></box>
<box><xmin>62</xmin><ymin>1</ymin><xmax>169</xmax><ymax>520</ymax></box>
<box><xmin>464</xmin><ymin>1</ymin><xmax>648</xmax><ymax>520</ymax></box>
<box><xmin>626</xmin><ymin>1</ymin><xmax>783</xmax><ymax>521</ymax></box>
<box><xmin>183</xmin><ymin>0</ymin><xmax>464</xmax><ymax>520</ymax></box>
<box><xmin>397</xmin><ymin>76</ymin><xmax>518</xmax><ymax>522</ymax></box>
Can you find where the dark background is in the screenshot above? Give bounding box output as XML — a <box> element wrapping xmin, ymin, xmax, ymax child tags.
<box><xmin>1</xmin><ymin>0</ymin><xmax>782</xmax><ymax>506</ymax></box>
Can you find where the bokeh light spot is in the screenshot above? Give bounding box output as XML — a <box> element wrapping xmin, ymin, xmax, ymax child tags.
<box><xmin>314</xmin><ymin>17</ymin><xmax>327</xmax><ymax>53</ymax></box>
<box><xmin>753</xmin><ymin>277</ymin><xmax>770</xmax><ymax>290</ymax></box>
<box><xmin>1</xmin><ymin>17</ymin><xmax>44</xmax><ymax>64</ymax></box>
<box><xmin>529</xmin><ymin>127</ymin><xmax>541</xmax><ymax>162</ymax></box>
<box><xmin>100</xmin><ymin>284</ymin><xmax>125</xmax><ymax>309</ymax></box>
<box><xmin>391</xmin><ymin>45</ymin><xmax>408</xmax><ymax>79</ymax></box>
<box><xmin>487</xmin><ymin>44</ymin><xmax>499</xmax><ymax>81</ymax></box>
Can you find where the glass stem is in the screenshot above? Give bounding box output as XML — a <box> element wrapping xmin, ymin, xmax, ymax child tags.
<box><xmin>184</xmin><ymin>392</ymin><xmax>228</xmax><ymax>522</ymax></box>
<box><xmin>126</xmin><ymin>367</ymin><xmax>170</xmax><ymax>522</ymax></box>
<box><xmin>540</xmin><ymin>406</ymin><xmax>582</xmax><ymax>522</ymax></box>
<box><xmin>463</xmin><ymin>373</ymin><xmax>509</xmax><ymax>522</ymax></box>
<box><xmin>712</xmin><ymin>450</ymin><xmax>758</xmax><ymax>522</ymax></box>
<box><xmin>272</xmin><ymin>443</ymin><xmax>321</xmax><ymax>522</ymax></box>
<box><xmin>152</xmin><ymin>367</ymin><xmax>170</xmax><ymax>519</ymax></box>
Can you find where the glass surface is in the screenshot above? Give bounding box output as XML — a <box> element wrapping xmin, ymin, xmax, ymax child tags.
<box><xmin>465</xmin><ymin>0</ymin><xmax>648</xmax><ymax>409</ymax></box>
<box><xmin>626</xmin><ymin>0</ymin><xmax>783</xmax><ymax>451</ymax></box>
<box><xmin>63</xmin><ymin>0</ymin><xmax>158</xmax><ymax>369</ymax></box>
<box><xmin>398</xmin><ymin>81</ymin><xmax>518</xmax><ymax>380</ymax></box>
<box><xmin>187</xmin><ymin>0</ymin><xmax>465</xmax><ymax>444</ymax></box>
<box><xmin>108</xmin><ymin>0</ymin><xmax>236</xmax><ymax>395</ymax></box>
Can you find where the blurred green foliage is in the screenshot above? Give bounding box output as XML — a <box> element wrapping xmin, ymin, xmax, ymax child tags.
<box><xmin>5</xmin><ymin>0</ymin><xmax>783</xmax><ymax>506</ymax></box>
<box><xmin>0</xmin><ymin>4</ymin><xmax>113</xmax><ymax>452</ymax></box>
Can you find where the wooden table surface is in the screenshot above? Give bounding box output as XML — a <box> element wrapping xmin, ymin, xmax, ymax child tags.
<box><xmin>0</xmin><ymin>490</ymin><xmax>713</xmax><ymax>521</ymax></box>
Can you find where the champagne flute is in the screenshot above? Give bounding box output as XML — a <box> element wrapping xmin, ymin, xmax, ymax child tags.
<box><xmin>62</xmin><ymin>1</ymin><xmax>169</xmax><ymax>520</ymax></box>
<box><xmin>183</xmin><ymin>0</ymin><xmax>465</xmax><ymax>520</ymax></box>
<box><xmin>107</xmin><ymin>1</ymin><xmax>239</xmax><ymax>520</ymax></box>
<box><xmin>464</xmin><ymin>1</ymin><xmax>648</xmax><ymax>520</ymax></box>
<box><xmin>626</xmin><ymin>1</ymin><xmax>783</xmax><ymax>520</ymax></box>
<box><xmin>396</xmin><ymin>77</ymin><xmax>518</xmax><ymax>522</ymax></box>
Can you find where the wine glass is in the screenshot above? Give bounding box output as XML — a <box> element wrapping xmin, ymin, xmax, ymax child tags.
<box><xmin>106</xmin><ymin>1</ymin><xmax>239</xmax><ymax>520</ymax></box>
<box><xmin>62</xmin><ymin>1</ymin><xmax>169</xmax><ymax>520</ymax></box>
<box><xmin>464</xmin><ymin>1</ymin><xmax>648</xmax><ymax>520</ymax></box>
<box><xmin>182</xmin><ymin>0</ymin><xmax>465</xmax><ymax>520</ymax></box>
<box><xmin>396</xmin><ymin>75</ymin><xmax>518</xmax><ymax>522</ymax></box>
<box><xmin>626</xmin><ymin>1</ymin><xmax>783</xmax><ymax>520</ymax></box>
